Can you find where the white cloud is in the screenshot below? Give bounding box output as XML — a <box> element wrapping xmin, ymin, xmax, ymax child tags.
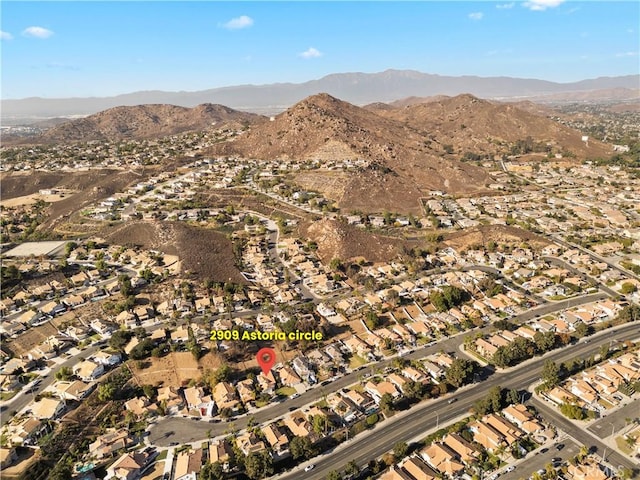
<box><xmin>496</xmin><ymin>3</ymin><xmax>514</xmax><ymax>9</ymax></box>
<box><xmin>468</xmin><ymin>12</ymin><xmax>484</xmax><ymax>20</ymax></box>
<box><xmin>222</xmin><ymin>15</ymin><xmax>254</xmax><ymax>30</ymax></box>
<box><xmin>299</xmin><ymin>47</ymin><xmax>322</xmax><ymax>59</ymax></box>
<box><xmin>615</xmin><ymin>51</ymin><xmax>638</xmax><ymax>57</ymax></box>
<box><xmin>523</xmin><ymin>0</ymin><xmax>565</xmax><ymax>11</ymax></box>
<box><xmin>22</xmin><ymin>26</ymin><xmax>54</xmax><ymax>38</ymax></box>
<box><xmin>0</xmin><ymin>31</ymin><xmax>13</xmax><ymax>40</ymax></box>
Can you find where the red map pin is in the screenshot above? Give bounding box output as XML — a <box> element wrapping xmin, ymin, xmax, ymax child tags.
<box><xmin>256</xmin><ymin>347</ymin><xmax>276</xmax><ymax>376</ymax></box>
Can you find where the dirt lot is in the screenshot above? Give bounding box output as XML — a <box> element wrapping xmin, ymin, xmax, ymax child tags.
<box><xmin>103</xmin><ymin>221</ymin><xmax>246</xmax><ymax>284</ymax></box>
<box><xmin>0</xmin><ymin>447</ymin><xmax>40</xmax><ymax>479</ymax></box>
<box><xmin>300</xmin><ymin>218</ymin><xmax>412</xmax><ymax>264</ymax></box>
<box><xmin>0</xmin><ymin>193</ymin><xmax>67</xmax><ymax>208</ymax></box>
<box><xmin>444</xmin><ymin>224</ymin><xmax>550</xmax><ymax>252</ymax></box>
<box><xmin>130</xmin><ymin>351</ymin><xmax>224</xmax><ymax>387</ymax></box>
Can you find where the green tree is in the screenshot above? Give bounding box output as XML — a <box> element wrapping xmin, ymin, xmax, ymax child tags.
<box><xmin>487</xmin><ymin>385</ymin><xmax>504</xmax><ymax>413</ymax></box>
<box><xmin>533</xmin><ymin>331</ymin><xmax>556</xmax><ymax>352</ymax></box>
<box><xmin>393</xmin><ymin>441</ymin><xmax>409</xmax><ymax>459</ymax></box>
<box><xmin>380</xmin><ymin>393</ymin><xmax>394</xmax><ymax>413</ymax></box>
<box><xmin>118</xmin><ymin>274</ymin><xmax>133</xmax><ymax>297</ymax></box>
<box><xmin>327</xmin><ymin>471</ymin><xmax>341</xmax><ymax>480</ymax></box>
<box><xmin>402</xmin><ymin>380</ymin><xmax>424</xmax><ymax>401</ymax></box>
<box><xmin>55</xmin><ymin>366</ymin><xmax>73</xmax><ymax>381</ymax></box>
<box><xmin>98</xmin><ymin>383</ymin><xmax>116</xmax><ymax>402</ymax></box>
<box><xmin>541</xmin><ymin>360</ymin><xmax>560</xmax><ymax>388</ymax></box>
<box><xmin>108</xmin><ymin>330</ymin><xmax>133</xmax><ymax>351</ymax></box>
<box><xmin>200</xmin><ymin>462</ymin><xmax>224</xmax><ymax>480</ymax></box>
<box><xmin>364</xmin><ymin>309</ymin><xmax>381</xmax><ymax>330</ymax></box>
<box><xmin>446</xmin><ymin>358</ymin><xmax>477</xmax><ymax>388</ymax></box>
<box><xmin>290</xmin><ymin>435</ymin><xmax>317</xmax><ymax>460</ymax></box>
<box><xmin>620</xmin><ymin>282</ymin><xmax>637</xmax><ymax>294</ymax></box>
<box><xmin>244</xmin><ymin>451</ymin><xmax>273</xmax><ymax>479</ymax></box>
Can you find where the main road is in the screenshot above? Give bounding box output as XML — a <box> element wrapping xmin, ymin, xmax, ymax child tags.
<box><xmin>274</xmin><ymin>323</ymin><xmax>640</xmax><ymax>480</ymax></box>
<box><xmin>147</xmin><ymin>290</ymin><xmax>612</xmax><ymax>446</ymax></box>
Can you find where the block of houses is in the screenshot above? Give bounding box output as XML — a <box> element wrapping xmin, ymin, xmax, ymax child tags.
<box><xmin>483</xmin><ymin>413</ymin><xmax>524</xmax><ymax>445</ymax></box>
<box><xmin>2</xmin><ymin>417</ymin><xmax>51</xmax><ymax>447</ymax></box>
<box><xmin>48</xmin><ymin>380</ymin><xmax>93</xmax><ymax>401</ymax></box>
<box><xmin>502</xmin><ymin>404</ymin><xmax>543</xmax><ymax>434</ymax></box>
<box><xmin>442</xmin><ymin>433</ymin><xmax>481</xmax><ymax>464</ymax></box>
<box><xmin>468</xmin><ymin>419</ymin><xmax>508</xmax><ymax>452</ymax></box>
<box><xmin>278</xmin><ymin>366</ymin><xmax>302</xmax><ymax>387</ymax></box>
<box><xmin>0</xmin><ymin>374</ymin><xmax>21</xmax><ymax>392</ymax></box>
<box><xmin>401</xmin><ymin>456</ymin><xmax>439</xmax><ymax>480</ymax></box>
<box><xmin>91</xmin><ymin>351</ymin><xmax>122</xmax><ymax>367</ymax></box>
<box><xmin>40</xmin><ymin>301</ymin><xmax>66</xmax><ymax>316</ymax></box>
<box><xmin>257</xmin><ymin>371</ymin><xmax>277</xmax><ymax>394</ymax></box>
<box><xmin>115</xmin><ymin>310</ymin><xmax>137</xmax><ymax>328</ymax></box>
<box><xmin>125</xmin><ymin>397</ymin><xmax>158</xmax><ymax>417</ymax></box>
<box><xmin>236</xmin><ymin>378</ymin><xmax>256</xmax><ymax>405</ymax></box>
<box><xmin>341</xmin><ymin>389</ymin><xmax>376</xmax><ymax>413</ymax></box>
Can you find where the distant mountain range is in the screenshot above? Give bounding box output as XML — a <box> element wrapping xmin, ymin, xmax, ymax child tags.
<box><xmin>2</xmin><ymin>69</ymin><xmax>639</xmax><ymax>122</ymax></box>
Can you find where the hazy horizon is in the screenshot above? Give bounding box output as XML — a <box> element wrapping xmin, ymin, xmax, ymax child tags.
<box><xmin>1</xmin><ymin>1</ymin><xmax>639</xmax><ymax>100</ymax></box>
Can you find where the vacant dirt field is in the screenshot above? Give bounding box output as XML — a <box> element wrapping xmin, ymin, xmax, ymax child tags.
<box><xmin>130</xmin><ymin>351</ymin><xmax>224</xmax><ymax>387</ymax></box>
<box><xmin>103</xmin><ymin>221</ymin><xmax>246</xmax><ymax>284</ymax></box>
<box><xmin>444</xmin><ymin>224</ymin><xmax>550</xmax><ymax>252</ymax></box>
<box><xmin>300</xmin><ymin>218</ymin><xmax>412</xmax><ymax>264</ymax></box>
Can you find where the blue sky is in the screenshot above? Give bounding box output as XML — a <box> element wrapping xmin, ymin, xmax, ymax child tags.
<box><xmin>1</xmin><ymin>1</ymin><xmax>638</xmax><ymax>99</ymax></box>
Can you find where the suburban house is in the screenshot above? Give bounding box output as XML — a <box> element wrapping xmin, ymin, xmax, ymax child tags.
<box><xmin>174</xmin><ymin>447</ymin><xmax>203</xmax><ymax>480</ymax></box>
<box><xmin>89</xmin><ymin>429</ymin><xmax>132</xmax><ymax>460</ymax></box>
<box><xmin>183</xmin><ymin>386</ymin><xmax>215</xmax><ymax>417</ymax></box>
<box><xmin>105</xmin><ymin>452</ymin><xmax>149</xmax><ymax>480</ymax></box>
<box><xmin>73</xmin><ymin>360</ymin><xmax>105</xmax><ymax>382</ymax></box>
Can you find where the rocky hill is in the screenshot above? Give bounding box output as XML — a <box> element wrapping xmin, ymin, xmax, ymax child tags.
<box><xmin>375</xmin><ymin>94</ymin><xmax>612</xmax><ymax>157</ymax></box>
<box><xmin>209</xmin><ymin>93</ymin><xmax>491</xmax><ymax>214</ymax></box>
<box><xmin>31</xmin><ymin>103</ymin><xmax>266</xmax><ymax>143</ymax></box>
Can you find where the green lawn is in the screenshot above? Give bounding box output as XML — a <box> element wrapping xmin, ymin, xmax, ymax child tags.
<box><xmin>275</xmin><ymin>386</ymin><xmax>296</xmax><ymax>397</ymax></box>
<box><xmin>0</xmin><ymin>390</ymin><xmax>19</xmax><ymax>401</ymax></box>
<box><xmin>349</xmin><ymin>355</ymin><xmax>367</xmax><ymax>369</ymax></box>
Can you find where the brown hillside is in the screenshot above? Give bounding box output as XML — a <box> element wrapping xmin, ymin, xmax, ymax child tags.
<box><xmin>300</xmin><ymin>218</ymin><xmax>409</xmax><ymax>264</ymax></box>
<box><xmin>103</xmin><ymin>221</ymin><xmax>246</xmax><ymax>284</ymax></box>
<box><xmin>33</xmin><ymin>103</ymin><xmax>266</xmax><ymax>143</ymax></box>
<box><xmin>444</xmin><ymin>225</ymin><xmax>550</xmax><ymax>252</ymax></box>
<box><xmin>377</xmin><ymin>94</ymin><xmax>612</xmax><ymax>158</ymax></box>
<box><xmin>209</xmin><ymin>93</ymin><xmax>491</xmax><ymax>214</ymax></box>
<box><xmin>389</xmin><ymin>95</ymin><xmax>452</xmax><ymax>108</ymax></box>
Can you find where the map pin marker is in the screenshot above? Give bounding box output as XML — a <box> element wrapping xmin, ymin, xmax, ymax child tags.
<box><xmin>257</xmin><ymin>347</ymin><xmax>276</xmax><ymax>376</ymax></box>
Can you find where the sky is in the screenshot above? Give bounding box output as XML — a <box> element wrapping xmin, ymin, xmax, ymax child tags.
<box><xmin>1</xmin><ymin>1</ymin><xmax>639</xmax><ymax>99</ymax></box>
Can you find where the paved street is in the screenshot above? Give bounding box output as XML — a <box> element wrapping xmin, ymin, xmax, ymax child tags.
<box><xmin>272</xmin><ymin>324</ymin><xmax>640</xmax><ymax>479</ymax></box>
